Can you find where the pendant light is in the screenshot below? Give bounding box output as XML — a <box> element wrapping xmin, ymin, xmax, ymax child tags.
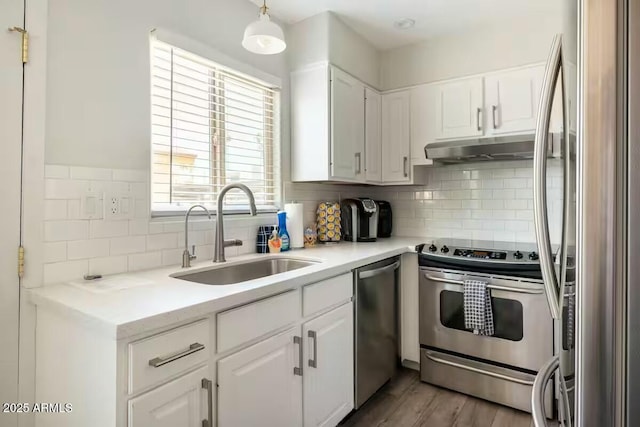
<box><xmin>242</xmin><ymin>0</ymin><xmax>286</xmax><ymax>55</ymax></box>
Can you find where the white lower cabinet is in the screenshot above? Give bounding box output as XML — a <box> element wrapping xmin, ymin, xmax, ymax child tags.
<box><xmin>218</xmin><ymin>327</ymin><xmax>303</xmax><ymax>427</ymax></box>
<box><xmin>217</xmin><ymin>302</ymin><xmax>354</xmax><ymax>427</ymax></box>
<box><xmin>303</xmin><ymin>302</ymin><xmax>354</xmax><ymax>427</ymax></box>
<box><xmin>128</xmin><ymin>365</ymin><xmax>211</xmax><ymax>427</ymax></box>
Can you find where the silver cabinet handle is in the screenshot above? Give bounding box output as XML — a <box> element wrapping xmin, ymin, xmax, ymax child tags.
<box><xmin>492</xmin><ymin>105</ymin><xmax>498</xmax><ymax>129</ymax></box>
<box><xmin>403</xmin><ymin>156</ymin><xmax>409</xmax><ymax>178</ymax></box>
<box><xmin>476</xmin><ymin>107</ymin><xmax>482</xmax><ymax>131</ymax></box>
<box><xmin>359</xmin><ymin>260</ymin><xmax>401</xmax><ymax>279</ymax></box>
<box><xmin>308</xmin><ymin>330</ymin><xmax>318</xmax><ymax>368</ymax></box>
<box><xmin>293</xmin><ymin>335</ymin><xmax>303</xmax><ymax>376</ymax></box>
<box><xmin>355</xmin><ymin>152</ymin><xmax>362</xmax><ymax>174</ymax></box>
<box><xmin>425</xmin><ymin>350</ymin><xmax>534</xmax><ymax>386</ymax></box>
<box><xmin>423</xmin><ymin>274</ymin><xmax>543</xmax><ymax>295</ymax></box>
<box><xmin>533</xmin><ymin>33</ymin><xmax>564</xmax><ymax>320</ymax></box>
<box><xmin>148</xmin><ymin>342</ymin><xmax>205</xmax><ymax>367</ymax></box>
<box><xmin>201</xmin><ymin>378</ymin><xmax>213</xmax><ymax>427</ymax></box>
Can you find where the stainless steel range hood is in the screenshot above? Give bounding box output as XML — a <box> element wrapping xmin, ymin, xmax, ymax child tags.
<box><xmin>424</xmin><ymin>133</ymin><xmax>560</xmax><ymax>164</ymax></box>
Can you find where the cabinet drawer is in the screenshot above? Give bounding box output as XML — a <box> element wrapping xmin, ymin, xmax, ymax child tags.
<box><xmin>128</xmin><ymin>319</ymin><xmax>210</xmax><ymax>394</ymax></box>
<box><xmin>217</xmin><ymin>289</ymin><xmax>300</xmax><ymax>353</ymax></box>
<box><xmin>303</xmin><ymin>273</ymin><xmax>353</xmax><ymax>317</ymax></box>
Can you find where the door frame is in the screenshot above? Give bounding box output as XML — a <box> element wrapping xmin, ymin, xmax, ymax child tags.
<box><xmin>16</xmin><ymin>0</ymin><xmax>48</xmax><ymax>426</ymax></box>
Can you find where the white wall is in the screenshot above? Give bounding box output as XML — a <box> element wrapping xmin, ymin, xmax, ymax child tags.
<box><xmin>45</xmin><ymin>0</ymin><xmax>290</xmax><ymax>171</ymax></box>
<box><xmin>380</xmin><ymin>13</ymin><xmax>563</xmax><ymax>90</ymax></box>
<box><xmin>288</xmin><ymin>12</ymin><xmax>381</xmax><ymax>88</ymax></box>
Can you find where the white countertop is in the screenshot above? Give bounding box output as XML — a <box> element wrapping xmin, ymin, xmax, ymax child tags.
<box><xmin>27</xmin><ymin>238</ymin><xmax>425</xmax><ymax>340</ymax></box>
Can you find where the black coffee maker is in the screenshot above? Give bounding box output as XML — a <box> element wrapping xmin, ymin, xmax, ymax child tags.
<box><xmin>375</xmin><ymin>201</ymin><xmax>392</xmax><ymax>238</ymax></box>
<box><xmin>341</xmin><ymin>198</ymin><xmax>378</xmax><ymax>242</ymax></box>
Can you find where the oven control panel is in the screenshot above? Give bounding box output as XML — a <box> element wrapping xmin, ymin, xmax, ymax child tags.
<box><xmin>453</xmin><ymin>248</ymin><xmax>507</xmax><ymax>260</ymax></box>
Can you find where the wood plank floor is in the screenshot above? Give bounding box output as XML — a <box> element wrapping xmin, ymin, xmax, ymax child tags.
<box><xmin>341</xmin><ymin>368</ymin><xmax>558</xmax><ymax>427</ymax></box>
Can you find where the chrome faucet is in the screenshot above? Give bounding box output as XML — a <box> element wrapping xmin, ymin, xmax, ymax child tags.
<box><xmin>182</xmin><ymin>204</ymin><xmax>212</xmax><ymax>268</ymax></box>
<box><xmin>214</xmin><ymin>183</ymin><xmax>257</xmax><ymax>262</ymax></box>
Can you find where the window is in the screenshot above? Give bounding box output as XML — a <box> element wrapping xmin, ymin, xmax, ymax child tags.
<box><xmin>150</xmin><ymin>40</ymin><xmax>280</xmax><ymax>215</ymax></box>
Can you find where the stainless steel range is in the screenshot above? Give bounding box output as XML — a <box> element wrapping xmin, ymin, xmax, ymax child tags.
<box><xmin>416</xmin><ymin>239</ymin><xmax>573</xmax><ymax>416</ymax></box>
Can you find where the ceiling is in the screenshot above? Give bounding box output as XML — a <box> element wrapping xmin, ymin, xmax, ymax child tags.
<box><xmin>251</xmin><ymin>0</ymin><xmax>558</xmax><ymax>50</ymax></box>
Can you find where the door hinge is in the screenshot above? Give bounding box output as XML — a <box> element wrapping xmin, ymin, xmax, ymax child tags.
<box><xmin>8</xmin><ymin>27</ymin><xmax>29</xmax><ymax>63</ymax></box>
<box><xmin>18</xmin><ymin>246</ymin><xmax>25</xmax><ymax>279</ymax></box>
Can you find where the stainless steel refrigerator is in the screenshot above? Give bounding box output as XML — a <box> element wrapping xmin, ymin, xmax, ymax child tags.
<box><xmin>532</xmin><ymin>0</ymin><xmax>638</xmax><ymax>426</ymax></box>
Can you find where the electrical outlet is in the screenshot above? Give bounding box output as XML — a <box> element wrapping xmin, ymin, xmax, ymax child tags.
<box><xmin>103</xmin><ymin>192</ymin><xmax>134</xmax><ymax>220</ymax></box>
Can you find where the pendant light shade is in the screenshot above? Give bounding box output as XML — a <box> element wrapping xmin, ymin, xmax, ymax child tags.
<box><xmin>243</xmin><ymin>1</ymin><xmax>286</xmax><ymax>55</ymax></box>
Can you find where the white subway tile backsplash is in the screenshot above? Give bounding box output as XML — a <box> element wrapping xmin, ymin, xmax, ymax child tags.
<box><xmin>112</xmin><ymin>169</ymin><xmax>148</xmax><ymax>182</ymax></box>
<box><xmin>67</xmin><ymin>238</ymin><xmax>110</xmax><ymax>260</ymax></box>
<box><xmin>128</xmin><ymin>218</ymin><xmax>149</xmax><ymax>236</ymax></box>
<box><xmin>70</xmin><ymin>166</ymin><xmax>112</xmax><ymax>181</ymax></box>
<box><xmin>44</xmin><ymin>200</ymin><xmax>67</xmax><ymax>220</ymax></box>
<box><xmin>45</xmin><ymin>179</ymin><xmax>90</xmax><ymax>199</ymax></box>
<box><xmin>128</xmin><ymin>252</ymin><xmax>162</xmax><ymax>271</ymax></box>
<box><xmin>89</xmin><ymin>256</ymin><xmax>128</xmax><ymax>275</ymax></box>
<box><xmin>90</xmin><ymin>220</ymin><xmax>128</xmax><ymax>239</ymax></box>
<box><xmin>44</xmin><ymin>221</ymin><xmax>89</xmax><ymax>242</ymax></box>
<box><xmin>370</xmin><ymin>160</ymin><xmax>563</xmax><ymax>244</ymax></box>
<box><xmin>110</xmin><ymin>236</ymin><xmax>146</xmax><ymax>255</ymax></box>
<box><xmin>43</xmin><ymin>242</ymin><xmax>67</xmax><ymax>263</ymax></box>
<box><xmin>44</xmin><ymin>260</ymin><xmax>88</xmax><ymax>285</ymax></box>
<box><xmin>147</xmin><ymin>233</ymin><xmax>178</xmax><ymax>251</ymax></box>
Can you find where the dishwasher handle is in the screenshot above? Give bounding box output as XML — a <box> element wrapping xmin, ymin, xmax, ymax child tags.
<box><xmin>358</xmin><ymin>260</ymin><xmax>401</xmax><ymax>279</ymax></box>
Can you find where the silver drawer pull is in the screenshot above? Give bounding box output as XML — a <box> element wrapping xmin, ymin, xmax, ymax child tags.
<box><xmin>425</xmin><ymin>350</ymin><xmax>534</xmax><ymax>386</ymax></box>
<box><xmin>308</xmin><ymin>330</ymin><xmax>318</xmax><ymax>368</ymax></box>
<box><xmin>424</xmin><ymin>274</ymin><xmax>543</xmax><ymax>295</ymax></box>
<box><xmin>148</xmin><ymin>342</ymin><xmax>205</xmax><ymax>368</ymax></box>
<box><xmin>201</xmin><ymin>378</ymin><xmax>213</xmax><ymax>427</ymax></box>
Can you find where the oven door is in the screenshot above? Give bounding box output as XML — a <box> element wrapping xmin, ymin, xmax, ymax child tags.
<box><xmin>419</xmin><ymin>267</ymin><xmax>553</xmax><ymax>372</ymax></box>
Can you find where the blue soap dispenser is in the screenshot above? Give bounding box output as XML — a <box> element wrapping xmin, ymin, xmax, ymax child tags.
<box><xmin>277</xmin><ymin>211</ymin><xmax>290</xmax><ymax>252</ymax></box>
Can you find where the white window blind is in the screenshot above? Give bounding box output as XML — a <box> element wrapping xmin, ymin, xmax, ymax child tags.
<box><xmin>151</xmin><ymin>40</ymin><xmax>280</xmax><ymax>215</ymax></box>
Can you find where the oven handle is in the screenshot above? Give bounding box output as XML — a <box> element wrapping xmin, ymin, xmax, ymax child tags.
<box><xmin>424</xmin><ymin>274</ymin><xmax>544</xmax><ymax>295</ymax></box>
<box><xmin>424</xmin><ymin>351</ymin><xmax>535</xmax><ymax>386</ymax></box>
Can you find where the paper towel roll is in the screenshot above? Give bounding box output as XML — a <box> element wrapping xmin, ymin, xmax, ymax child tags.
<box><xmin>285</xmin><ymin>203</ymin><xmax>304</xmax><ymax>249</ymax></box>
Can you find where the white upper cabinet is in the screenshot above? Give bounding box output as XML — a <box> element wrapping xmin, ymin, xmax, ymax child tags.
<box><xmin>303</xmin><ymin>302</ymin><xmax>354</xmax><ymax>427</ymax></box>
<box><xmin>217</xmin><ymin>328</ymin><xmax>302</xmax><ymax>427</ymax></box>
<box><xmin>434</xmin><ymin>77</ymin><xmax>484</xmax><ymax>140</ymax></box>
<box><xmin>290</xmin><ymin>64</ymin><xmax>366</xmax><ymax>183</ymax></box>
<box><xmin>330</xmin><ymin>67</ymin><xmax>365</xmax><ymax>181</ymax></box>
<box><xmin>382</xmin><ymin>90</ymin><xmax>411</xmax><ymax>182</ymax></box>
<box><xmin>485</xmin><ymin>65</ymin><xmax>544</xmax><ymax>135</ymax></box>
<box><xmin>410</xmin><ymin>84</ymin><xmax>437</xmax><ymax>165</ymax></box>
<box><xmin>364</xmin><ymin>88</ymin><xmax>382</xmax><ymax>183</ymax></box>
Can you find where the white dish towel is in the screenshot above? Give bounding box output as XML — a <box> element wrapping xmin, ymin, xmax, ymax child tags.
<box><xmin>463</xmin><ymin>279</ymin><xmax>495</xmax><ymax>336</ymax></box>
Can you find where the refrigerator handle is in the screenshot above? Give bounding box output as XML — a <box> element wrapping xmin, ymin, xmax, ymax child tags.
<box><xmin>532</xmin><ymin>355</ymin><xmax>573</xmax><ymax>427</ymax></box>
<box><xmin>533</xmin><ymin>33</ymin><xmax>563</xmax><ymax>320</ymax></box>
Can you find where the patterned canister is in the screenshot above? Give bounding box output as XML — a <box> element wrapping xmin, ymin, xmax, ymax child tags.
<box><xmin>316</xmin><ymin>201</ymin><xmax>341</xmax><ymax>242</ymax></box>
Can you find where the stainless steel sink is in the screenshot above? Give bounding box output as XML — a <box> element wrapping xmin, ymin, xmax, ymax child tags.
<box><xmin>172</xmin><ymin>257</ymin><xmax>321</xmax><ymax>286</ymax></box>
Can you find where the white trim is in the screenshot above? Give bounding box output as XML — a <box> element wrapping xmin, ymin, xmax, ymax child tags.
<box><xmin>151</xmin><ymin>27</ymin><xmax>282</xmax><ymax>89</ymax></box>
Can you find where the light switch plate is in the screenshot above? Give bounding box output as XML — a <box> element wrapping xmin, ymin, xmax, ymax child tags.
<box><xmin>81</xmin><ymin>192</ymin><xmax>104</xmax><ymax>219</ymax></box>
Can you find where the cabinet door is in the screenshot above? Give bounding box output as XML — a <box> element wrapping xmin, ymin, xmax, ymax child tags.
<box><xmin>129</xmin><ymin>366</ymin><xmax>210</xmax><ymax>427</ymax></box>
<box><xmin>364</xmin><ymin>88</ymin><xmax>382</xmax><ymax>183</ymax></box>
<box><xmin>485</xmin><ymin>66</ymin><xmax>544</xmax><ymax>135</ymax></box>
<box><xmin>303</xmin><ymin>302</ymin><xmax>354</xmax><ymax>427</ymax></box>
<box><xmin>218</xmin><ymin>328</ymin><xmax>302</xmax><ymax>427</ymax></box>
<box><xmin>410</xmin><ymin>84</ymin><xmax>437</xmax><ymax>165</ymax></box>
<box><xmin>435</xmin><ymin>77</ymin><xmax>484</xmax><ymax>139</ymax></box>
<box><xmin>382</xmin><ymin>90</ymin><xmax>411</xmax><ymax>182</ymax></box>
<box><xmin>330</xmin><ymin>67</ymin><xmax>365</xmax><ymax>181</ymax></box>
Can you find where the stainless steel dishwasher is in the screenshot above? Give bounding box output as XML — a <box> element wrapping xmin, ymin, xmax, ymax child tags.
<box><xmin>354</xmin><ymin>256</ymin><xmax>400</xmax><ymax>408</ymax></box>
